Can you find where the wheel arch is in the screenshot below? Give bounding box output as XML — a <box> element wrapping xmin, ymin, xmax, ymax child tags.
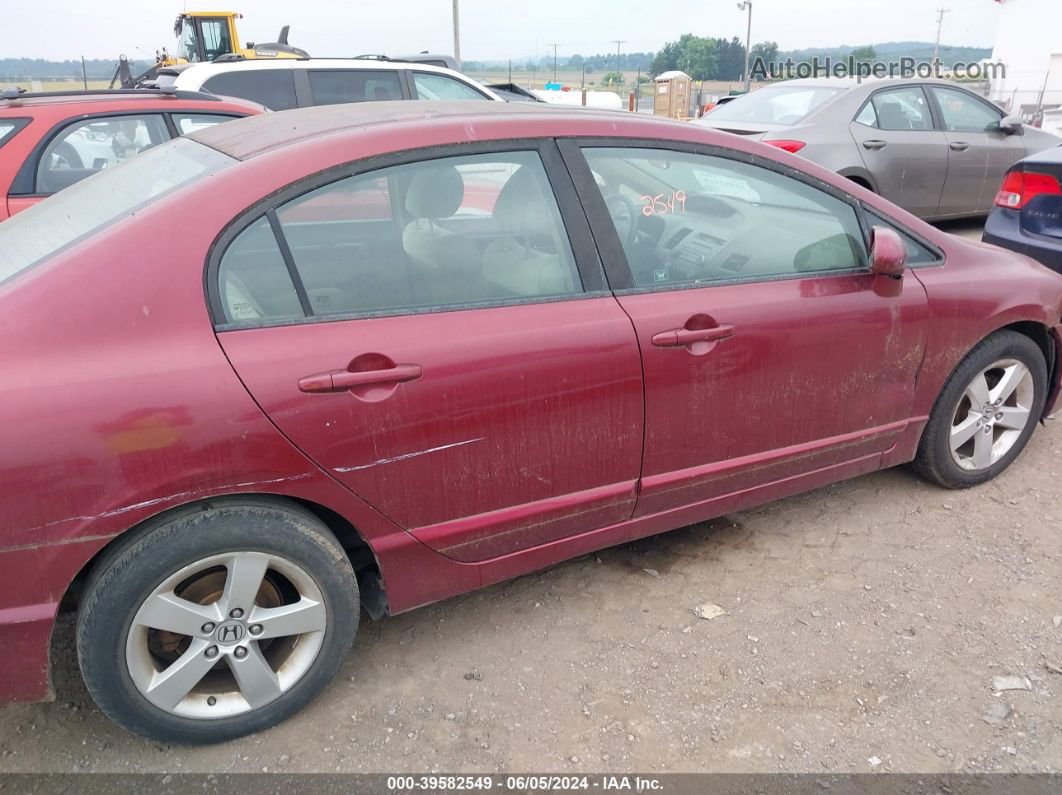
<box><xmin>839</xmin><ymin>169</ymin><xmax>876</xmax><ymax>193</ymax></box>
<box><xmin>57</xmin><ymin>493</ymin><xmax>389</xmax><ymax>623</ymax></box>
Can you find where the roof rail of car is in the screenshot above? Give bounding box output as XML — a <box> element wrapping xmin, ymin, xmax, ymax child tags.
<box><xmin>352</xmin><ymin>54</ymin><xmax>392</xmax><ymax>61</ymax></box>
<box><xmin>0</xmin><ymin>88</ymin><xmax>223</xmax><ymax>103</ymax></box>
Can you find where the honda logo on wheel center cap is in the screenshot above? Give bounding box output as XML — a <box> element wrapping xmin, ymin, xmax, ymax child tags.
<box><xmin>214</xmin><ymin>621</ymin><xmax>245</xmax><ymax>645</ymax></box>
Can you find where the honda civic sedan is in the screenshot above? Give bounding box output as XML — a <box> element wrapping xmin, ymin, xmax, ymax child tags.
<box><xmin>1</xmin><ymin>102</ymin><xmax>1060</xmax><ymax>744</ymax></box>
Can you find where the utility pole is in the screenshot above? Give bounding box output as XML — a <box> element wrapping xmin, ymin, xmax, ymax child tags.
<box><xmin>737</xmin><ymin>1</ymin><xmax>753</xmax><ymax>92</ymax></box>
<box><xmin>452</xmin><ymin>0</ymin><xmax>461</xmax><ymax>63</ymax></box>
<box><xmin>80</xmin><ymin>55</ymin><xmax>88</xmax><ymax>90</ymax></box>
<box><xmin>932</xmin><ymin>7</ymin><xmax>950</xmax><ymax>69</ymax></box>
<box><xmin>612</xmin><ymin>39</ymin><xmax>627</xmax><ymax>75</ymax></box>
<box><xmin>548</xmin><ymin>43</ymin><xmax>560</xmax><ymax>81</ymax></box>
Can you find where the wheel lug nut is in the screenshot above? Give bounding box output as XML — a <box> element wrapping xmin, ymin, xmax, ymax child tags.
<box><xmin>983</xmin><ymin>425</ymin><xmax>992</xmax><ymax>433</ymax></box>
<box><xmin>996</xmin><ymin>413</ymin><xmax>1003</xmax><ymax>421</ymax></box>
<box><xmin>201</xmin><ymin>622</ymin><xmax>215</xmax><ymax>634</ymax></box>
<box><xmin>249</xmin><ymin>624</ymin><xmax>263</xmax><ymax>636</ymax></box>
<box><xmin>205</xmin><ymin>645</ymin><xmax>219</xmax><ymax>659</ymax></box>
<box><xmin>234</xmin><ymin>646</ymin><xmax>248</xmax><ymax>660</ymax></box>
<box><xmin>229</xmin><ymin>608</ymin><xmax>244</xmax><ymax>619</ymax></box>
<box><xmin>207</xmin><ymin>696</ymin><xmax>217</xmax><ymax>706</ymax></box>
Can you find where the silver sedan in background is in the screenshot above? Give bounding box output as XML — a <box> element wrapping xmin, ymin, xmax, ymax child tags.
<box><xmin>696</xmin><ymin>77</ymin><xmax>1060</xmax><ymax>219</ymax></box>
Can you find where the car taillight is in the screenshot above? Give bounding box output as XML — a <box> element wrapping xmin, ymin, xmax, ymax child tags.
<box><xmin>765</xmin><ymin>139</ymin><xmax>806</xmax><ymax>154</ymax></box>
<box><xmin>994</xmin><ymin>169</ymin><xmax>1062</xmax><ymax>209</ymax></box>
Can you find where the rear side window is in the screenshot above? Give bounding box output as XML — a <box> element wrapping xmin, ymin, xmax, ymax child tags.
<box><xmin>0</xmin><ymin>119</ymin><xmax>26</xmax><ymax>148</ymax></box>
<box><xmin>412</xmin><ymin>72</ymin><xmax>489</xmax><ymax>101</ymax></box>
<box><xmin>866</xmin><ymin>87</ymin><xmax>933</xmax><ymax>131</ymax></box>
<box><xmin>203</xmin><ymin>70</ymin><xmax>298</xmax><ymax>110</ymax></box>
<box><xmin>0</xmin><ymin>137</ymin><xmax>233</xmax><ymax>286</ymax></box>
<box><xmin>308</xmin><ymin>70</ymin><xmax>403</xmax><ymax>104</ymax></box>
<box><xmin>215</xmin><ymin>151</ymin><xmax>582</xmax><ymax>325</ymax></box>
<box><xmin>35</xmin><ymin>114</ymin><xmax>170</xmax><ymax>194</ymax></box>
<box><xmin>172</xmin><ymin>113</ymin><xmax>240</xmax><ymax>134</ymax></box>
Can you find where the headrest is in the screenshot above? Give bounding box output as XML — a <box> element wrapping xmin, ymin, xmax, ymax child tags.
<box><xmin>405</xmin><ymin>164</ymin><xmax>464</xmax><ymax>219</ymax></box>
<box><xmin>492</xmin><ymin>165</ymin><xmax>555</xmax><ymax>239</ymax></box>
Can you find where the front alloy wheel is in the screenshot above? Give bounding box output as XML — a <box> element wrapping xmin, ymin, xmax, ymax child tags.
<box><xmin>77</xmin><ymin>500</ymin><xmax>359</xmax><ymax>744</ymax></box>
<box><xmin>914</xmin><ymin>330</ymin><xmax>1047</xmax><ymax>489</ymax></box>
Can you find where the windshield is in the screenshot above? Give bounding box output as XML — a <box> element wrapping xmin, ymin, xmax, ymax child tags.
<box><xmin>707</xmin><ymin>85</ymin><xmax>843</xmax><ymax>125</ymax></box>
<box><xmin>0</xmin><ymin>137</ymin><xmax>234</xmax><ymax>287</ymax></box>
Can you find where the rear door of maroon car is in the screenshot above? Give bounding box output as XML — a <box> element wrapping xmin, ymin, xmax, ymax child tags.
<box><xmin>561</xmin><ymin>141</ymin><xmax>930</xmax><ymax>517</ymax></box>
<box><xmin>212</xmin><ymin>143</ymin><xmax>644</xmax><ymax>562</ymax></box>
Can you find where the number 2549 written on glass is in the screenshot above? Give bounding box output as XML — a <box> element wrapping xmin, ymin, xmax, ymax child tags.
<box><xmin>641</xmin><ymin>191</ymin><xmax>687</xmax><ymax>216</ymax></box>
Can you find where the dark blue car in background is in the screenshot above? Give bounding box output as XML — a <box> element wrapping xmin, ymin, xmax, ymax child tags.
<box><xmin>984</xmin><ymin>146</ymin><xmax>1062</xmax><ymax>271</ymax></box>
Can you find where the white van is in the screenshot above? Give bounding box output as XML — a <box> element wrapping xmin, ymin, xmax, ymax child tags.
<box><xmin>164</xmin><ymin>58</ymin><xmax>502</xmax><ymax>111</ymax></box>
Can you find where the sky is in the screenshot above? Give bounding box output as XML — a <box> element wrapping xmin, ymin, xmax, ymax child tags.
<box><xmin>0</xmin><ymin>0</ymin><xmax>1002</xmax><ymax>62</ymax></box>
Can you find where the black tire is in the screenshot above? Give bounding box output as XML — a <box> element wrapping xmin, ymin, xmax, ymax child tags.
<box><xmin>76</xmin><ymin>498</ymin><xmax>359</xmax><ymax>744</ymax></box>
<box><xmin>913</xmin><ymin>330</ymin><xmax>1047</xmax><ymax>489</ymax></box>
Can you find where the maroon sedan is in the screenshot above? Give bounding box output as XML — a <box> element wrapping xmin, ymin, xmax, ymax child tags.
<box><xmin>1</xmin><ymin>102</ymin><xmax>1060</xmax><ymax>744</ymax></box>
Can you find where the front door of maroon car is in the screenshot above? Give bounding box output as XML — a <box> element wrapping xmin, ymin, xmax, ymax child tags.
<box><xmin>215</xmin><ymin>139</ymin><xmax>929</xmax><ymax>564</ymax></box>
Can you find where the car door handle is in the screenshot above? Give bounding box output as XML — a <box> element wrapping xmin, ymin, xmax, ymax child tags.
<box><xmin>949</xmin><ymin>141</ymin><xmax>970</xmax><ymax>152</ymax></box>
<box><xmin>651</xmin><ymin>324</ymin><xmax>735</xmax><ymax>348</ymax></box>
<box><xmin>862</xmin><ymin>139</ymin><xmax>887</xmax><ymax>151</ymax></box>
<box><xmin>298</xmin><ymin>363</ymin><xmax>423</xmax><ymax>393</ymax></box>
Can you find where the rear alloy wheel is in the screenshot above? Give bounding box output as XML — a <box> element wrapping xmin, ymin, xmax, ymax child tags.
<box><xmin>77</xmin><ymin>500</ymin><xmax>359</xmax><ymax>744</ymax></box>
<box><xmin>914</xmin><ymin>330</ymin><xmax>1047</xmax><ymax>488</ymax></box>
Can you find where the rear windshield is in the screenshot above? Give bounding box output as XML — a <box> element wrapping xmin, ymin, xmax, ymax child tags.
<box><xmin>707</xmin><ymin>85</ymin><xmax>843</xmax><ymax>125</ymax></box>
<box><xmin>0</xmin><ymin>137</ymin><xmax>233</xmax><ymax>287</ymax></box>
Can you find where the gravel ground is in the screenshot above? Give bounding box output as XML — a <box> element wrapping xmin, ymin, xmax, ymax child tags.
<box><xmin>3</xmin><ymin>216</ymin><xmax>1059</xmax><ymax>775</ymax></box>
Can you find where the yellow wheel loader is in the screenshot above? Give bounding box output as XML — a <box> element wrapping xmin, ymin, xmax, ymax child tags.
<box><xmin>111</xmin><ymin>12</ymin><xmax>308</xmax><ymax>88</ymax></box>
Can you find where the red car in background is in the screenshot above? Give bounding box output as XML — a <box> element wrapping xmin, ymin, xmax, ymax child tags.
<box><xmin>0</xmin><ymin>102</ymin><xmax>1060</xmax><ymax>745</ymax></box>
<box><xmin>0</xmin><ymin>87</ymin><xmax>263</xmax><ymax>220</ymax></box>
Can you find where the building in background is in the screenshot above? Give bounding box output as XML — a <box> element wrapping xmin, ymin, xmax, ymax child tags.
<box><xmin>988</xmin><ymin>0</ymin><xmax>1061</xmax><ymax>120</ymax></box>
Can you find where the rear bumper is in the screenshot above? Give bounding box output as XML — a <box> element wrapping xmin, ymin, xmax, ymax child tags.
<box><xmin>0</xmin><ymin>603</ymin><xmax>58</xmax><ymax>703</ymax></box>
<box><xmin>983</xmin><ymin>209</ymin><xmax>1062</xmax><ymax>273</ymax></box>
<box><xmin>0</xmin><ymin>536</ymin><xmax>110</xmax><ymax>704</ymax></box>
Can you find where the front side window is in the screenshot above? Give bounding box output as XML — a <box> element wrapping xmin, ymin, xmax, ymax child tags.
<box><xmin>203</xmin><ymin>70</ymin><xmax>297</xmax><ymax>111</ymax></box>
<box><xmin>216</xmin><ymin>150</ymin><xmax>582</xmax><ymax>325</ymax></box>
<box><xmin>172</xmin><ymin>113</ymin><xmax>241</xmax><ymax>135</ymax></box>
<box><xmin>581</xmin><ymin>147</ymin><xmax>866</xmax><ymax>288</ymax></box>
<box><xmin>864</xmin><ymin>209</ymin><xmax>941</xmax><ymax>266</ymax></box>
<box><xmin>1</xmin><ymin>137</ymin><xmax>233</xmax><ymax>286</ymax></box>
<box><xmin>412</xmin><ymin>72</ymin><xmax>489</xmax><ymax>101</ymax></box>
<box><xmin>35</xmin><ymin>114</ymin><xmax>170</xmax><ymax>194</ymax></box>
<box><xmin>931</xmin><ymin>86</ymin><xmax>1003</xmax><ymax>133</ymax></box>
<box><xmin>868</xmin><ymin>87</ymin><xmax>933</xmax><ymax>131</ymax></box>
<box><xmin>307</xmin><ymin>70</ymin><xmax>403</xmax><ymax>105</ymax></box>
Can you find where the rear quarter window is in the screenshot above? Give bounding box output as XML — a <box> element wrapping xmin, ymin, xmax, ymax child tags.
<box><xmin>203</xmin><ymin>70</ymin><xmax>298</xmax><ymax>110</ymax></box>
<box><xmin>0</xmin><ymin>118</ymin><xmax>28</xmax><ymax>148</ymax></box>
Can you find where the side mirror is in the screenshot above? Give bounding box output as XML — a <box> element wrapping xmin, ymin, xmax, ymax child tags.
<box><xmin>999</xmin><ymin>115</ymin><xmax>1024</xmax><ymax>135</ymax></box>
<box><xmin>870</xmin><ymin>226</ymin><xmax>907</xmax><ymax>280</ymax></box>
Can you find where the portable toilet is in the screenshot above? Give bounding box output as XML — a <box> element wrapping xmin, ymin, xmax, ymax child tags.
<box><xmin>653</xmin><ymin>70</ymin><xmax>692</xmax><ymax>119</ymax></box>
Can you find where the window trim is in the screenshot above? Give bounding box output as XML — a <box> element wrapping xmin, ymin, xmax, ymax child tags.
<box><xmin>409</xmin><ymin>70</ymin><xmax>492</xmax><ymax>101</ymax></box>
<box><xmin>557</xmin><ymin>137</ymin><xmax>873</xmax><ymax>294</ymax></box>
<box><xmin>206</xmin><ymin>138</ymin><xmax>610</xmax><ymax>331</ymax></box>
<box><xmin>852</xmin><ymin>84</ymin><xmax>939</xmax><ymax>133</ymax></box>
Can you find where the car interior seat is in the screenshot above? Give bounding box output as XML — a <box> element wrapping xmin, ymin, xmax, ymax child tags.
<box><xmin>876</xmin><ymin>102</ymin><xmax>911</xmax><ymax>130</ymax></box>
<box><xmin>401</xmin><ymin>164</ymin><xmax>486</xmax><ymax>305</ymax></box>
<box><xmin>481</xmin><ymin>166</ymin><xmax>577</xmax><ymax>297</ymax></box>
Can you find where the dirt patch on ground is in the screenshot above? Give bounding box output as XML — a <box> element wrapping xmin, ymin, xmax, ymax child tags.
<box><xmin>2</xmin><ymin>421</ymin><xmax>1060</xmax><ymax>774</ymax></box>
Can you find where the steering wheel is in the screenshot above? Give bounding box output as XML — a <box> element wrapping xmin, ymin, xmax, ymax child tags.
<box><xmin>603</xmin><ymin>194</ymin><xmax>638</xmax><ymax>248</ymax></box>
